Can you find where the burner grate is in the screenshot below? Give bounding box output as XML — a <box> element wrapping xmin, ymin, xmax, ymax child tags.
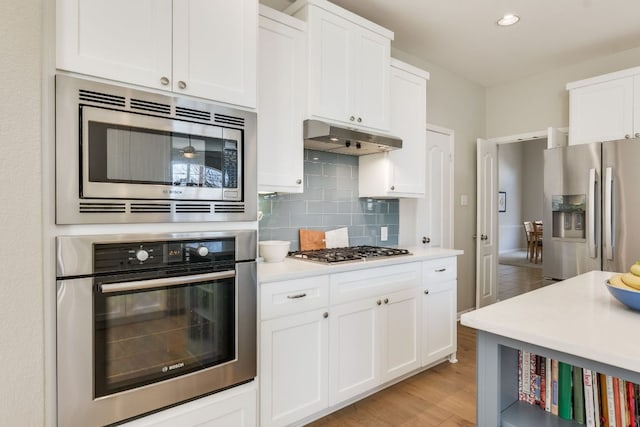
<box><xmin>288</xmin><ymin>246</ymin><xmax>411</xmax><ymax>264</ymax></box>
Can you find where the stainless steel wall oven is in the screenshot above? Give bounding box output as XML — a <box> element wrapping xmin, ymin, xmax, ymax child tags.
<box><xmin>56</xmin><ymin>230</ymin><xmax>257</xmax><ymax>427</ymax></box>
<box><xmin>55</xmin><ymin>75</ymin><xmax>257</xmax><ymax>224</ymax></box>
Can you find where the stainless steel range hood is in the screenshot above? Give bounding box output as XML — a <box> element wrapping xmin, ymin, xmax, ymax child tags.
<box><xmin>303</xmin><ymin>119</ymin><xmax>402</xmax><ymax>155</ymax></box>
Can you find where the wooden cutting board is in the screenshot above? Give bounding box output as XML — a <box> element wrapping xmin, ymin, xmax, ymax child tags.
<box><xmin>299</xmin><ymin>229</ymin><xmax>326</xmax><ymax>251</ymax></box>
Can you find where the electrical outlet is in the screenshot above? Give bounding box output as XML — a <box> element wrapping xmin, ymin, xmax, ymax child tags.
<box><xmin>381</xmin><ymin>226</ymin><xmax>388</xmax><ymax>242</ymax></box>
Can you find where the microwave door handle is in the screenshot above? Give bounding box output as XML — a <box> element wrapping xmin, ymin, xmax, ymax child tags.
<box><xmin>99</xmin><ymin>270</ymin><xmax>236</xmax><ymax>294</ymax></box>
<box><xmin>588</xmin><ymin>168</ymin><xmax>597</xmax><ymax>258</ymax></box>
<box><xmin>604</xmin><ymin>167</ymin><xmax>614</xmax><ymax>261</ymax></box>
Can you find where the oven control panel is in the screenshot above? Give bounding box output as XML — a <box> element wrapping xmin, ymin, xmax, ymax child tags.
<box><xmin>93</xmin><ymin>238</ymin><xmax>235</xmax><ymax>274</ymax></box>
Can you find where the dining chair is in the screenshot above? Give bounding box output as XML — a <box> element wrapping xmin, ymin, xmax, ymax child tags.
<box><xmin>532</xmin><ymin>221</ymin><xmax>543</xmax><ymax>263</ymax></box>
<box><xmin>523</xmin><ymin>221</ymin><xmax>535</xmax><ymax>261</ymax></box>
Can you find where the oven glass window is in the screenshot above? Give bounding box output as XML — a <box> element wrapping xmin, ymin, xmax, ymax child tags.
<box><xmin>87</xmin><ymin>122</ymin><xmax>238</xmax><ymax>189</ymax></box>
<box><xmin>94</xmin><ymin>278</ymin><xmax>236</xmax><ymax>397</ymax></box>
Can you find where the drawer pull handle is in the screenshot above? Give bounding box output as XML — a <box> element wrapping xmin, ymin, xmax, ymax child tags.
<box><xmin>287</xmin><ymin>293</ymin><xmax>307</xmax><ymax>299</ymax></box>
<box><xmin>435</xmin><ymin>268</ymin><xmax>447</xmax><ymax>272</ymax></box>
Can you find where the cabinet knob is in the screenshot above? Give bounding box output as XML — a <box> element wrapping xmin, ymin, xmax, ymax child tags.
<box><xmin>635</xmin><ymin>133</ymin><xmax>640</xmax><ymax>138</ymax></box>
<box><xmin>390</xmin><ymin>186</ymin><xmax>395</xmax><ymax>191</ymax></box>
<box><xmin>384</xmin><ymin>298</ymin><xmax>389</xmax><ymax>304</ymax></box>
<box><xmin>323</xmin><ymin>312</ymin><xmax>329</xmax><ymax>318</ymax></box>
<box><xmin>296</xmin><ymin>179</ymin><xmax>302</xmax><ymax>185</ymax></box>
<box><xmin>625</xmin><ymin>134</ymin><xmax>631</xmax><ymax>139</ymax></box>
<box><xmin>178</xmin><ymin>80</ymin><xmax>187</xmax><ymax>90</ymax></box>
<box><xmin>357</xmin><ymin>117</ymin><xmax>362</xmax><ymax>123</ymax></box>
<box><xmin>424</xmin><ymin>289</ymin><xmax>429</xmax><ymax>295</ymax></box>
<box><xmin>376</xmin><ymin>300</ymin><xmax>382</xmax><ymax>306</ymax></box>
<box><xmin>422</xmin><ymin>236</ymin><xmax>431</xmax><ymax>244</ymax></box>
<box><xmin>350</xmin><ymin>116</ymin><xmax>355</xmax><ymax>122</ymax></box>
<box><xmin>160</xmin><ymin>76</ymin><xmax>170</xmax><ymax>86</ymax></box>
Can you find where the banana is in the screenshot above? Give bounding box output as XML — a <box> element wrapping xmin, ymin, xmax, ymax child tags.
<box><xmin>621</xmin><ymin>272</ymin><xmax>640</xmax><ymax>290</ymax></box>
<box><xmin>609</xmin><ymin>274</ymin><xmax>627</xmax><ymax>289</ymax></box>
<box><xmin>631</xmin><ymin>264</ymin><xmax>640</xmax><ymax>277</ymax></box>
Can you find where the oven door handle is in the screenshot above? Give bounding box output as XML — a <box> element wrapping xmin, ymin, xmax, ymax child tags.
<box><xmin>99</xmin><ymin>270</ymin><xmax>236</xmax><ymax>294</ymax></box>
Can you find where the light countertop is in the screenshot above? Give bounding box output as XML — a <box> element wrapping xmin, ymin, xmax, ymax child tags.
<box><xmin>257</xmin><ymin>246</ymin><xmax>463</xmax><ymax>283</ymax></box>
<box><xmin>460</xmin><ymin>270</ymin><xmax>640</xmax><ymax>373</ymax></box>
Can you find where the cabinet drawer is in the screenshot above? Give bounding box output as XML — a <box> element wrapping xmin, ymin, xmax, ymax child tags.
<box><xmin>261</xmin><ymin>276</ymin><xmax>329</xmax><ymax>320</ymax></box>
<box><xmin>422</xmin><ymin>257</ymin><xmax>457</xmax><ymax>283</ymax></box>
<box><xmin>330</xmin><ymin>262</ymin><xmax>420</xmax><ymax>305</ymax></box>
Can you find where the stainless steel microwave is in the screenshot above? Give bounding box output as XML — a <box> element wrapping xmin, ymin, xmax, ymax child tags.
<box><xmin>55</xmin><ymin>75</ymin><xmax>257</xmax><ymax>224</ymax></box>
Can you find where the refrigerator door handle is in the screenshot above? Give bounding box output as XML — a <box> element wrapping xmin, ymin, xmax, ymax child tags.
<box><xmin>588</xmin><ymin>168</ymin><xmax>597</xmax><ymax>258</ymax></box>
<box><xmin>604</xmin><ymin>166</ymin><xmax>614</xmax><ymax>261</ymax></box>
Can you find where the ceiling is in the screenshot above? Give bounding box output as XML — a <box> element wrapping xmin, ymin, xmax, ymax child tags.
<box><xmin>274</xmin><ymin>0</ymin><xmax>640</xmax><ymax>87</ymax></box>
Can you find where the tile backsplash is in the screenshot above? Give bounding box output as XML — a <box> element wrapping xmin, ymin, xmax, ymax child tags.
<box><xmin>258</xmin><ymin>149</ymin><xmax>399</xmax><ymax>250</ymax></box>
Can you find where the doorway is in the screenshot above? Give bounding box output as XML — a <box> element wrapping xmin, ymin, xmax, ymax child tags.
<box><xmin>476</xmin><ymin>129</ymin><xmax>565</xmax><ymax>308</ymax></box>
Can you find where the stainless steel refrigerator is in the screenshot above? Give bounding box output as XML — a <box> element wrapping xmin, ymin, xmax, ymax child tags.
<box><xmin>543</xmin><ymin>139</ymin><xmax>640</xmax><ymax>280</ymax></box>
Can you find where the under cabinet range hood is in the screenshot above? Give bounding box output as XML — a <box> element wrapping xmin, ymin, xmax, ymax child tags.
<box><xmin>303</xmin><ymin>119</ymin><xmax>402</xmax><ymax>155</ymax></box>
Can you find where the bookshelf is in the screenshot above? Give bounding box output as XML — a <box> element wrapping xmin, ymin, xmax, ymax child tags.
<box><xmin>461</xmin><ymin>271</ymin><xmax>640</xmax><ymax>426</ymax></box>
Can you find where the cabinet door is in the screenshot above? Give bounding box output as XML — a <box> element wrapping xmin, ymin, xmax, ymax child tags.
<box><xmin>307</xmin><ymin>7</ymin><xmax>352</xmax><ymax>123</ymax></box>
<box><xmin>329</xmin><ymin>298</ymin><xmax>379</xmax><ymax>406</ymax></box>
<box><xmin>380</xmin><ymin>288</ymin><xmax>421</xmax><ymax>383</ymax></box>
<box><xmin>387</xmin><ymin>64</ymin><xmax>426</xmax><ymax>196</ymax></box>
<box><xmin>351</xmin><ymin>28</ymin><xmax>390</xmax><ymax>132</ymax></box>
<box><xmin>260</xmin><ymin>309</ymin><xmax>329</xmax><ymax>427</ymax></box>
<box><xmin>173</xmin><ymin>0</ymin><xmax>257</xmax><ymax>107</ymax></box>
<box><xmin>421</xmin><ymin>279</ymin><xmax>457</xmax><ymax>367</ymax></box>
<box><xmin>57</xmin><ymin>0</ymin><xmax>172</xmax><ymax>89</ymax></box>
<box><xmin>568</xmin><ymin>76</ymin><xmax>634</xmax><ymax>145</ymax></box>
<box><xmin>257</xmin><ymin>11</ymin><xmax>305</xmax><ymax>193</ymax></box>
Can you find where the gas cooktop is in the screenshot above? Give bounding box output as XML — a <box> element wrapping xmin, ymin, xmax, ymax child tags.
<box><xmin>288</xmin><ymin>246</ymin><xmax>411</xmax><ymax>264</ymax></box>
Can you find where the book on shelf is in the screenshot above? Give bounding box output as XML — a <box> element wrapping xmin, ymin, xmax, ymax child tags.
<box><xmin>600</xmin><ymin>373</ymin><xmax>610</xmax><ymax>427</ymax></box>
<box><xmin>558</xmin><ymin>361</ymin><xmax>573</xmax><ymax>420</ymax></box>
<box><xmin>551</xmin><ymin>358</ymin><xmax>559</xmax><ymax>415</ymax></box>
<box><xmin>583</xmin><ymin>368</ymin><xmax>596</xmax><ymax>427</ymax></box>
<box><xmin>545</xmin><ymin>357</ymin><xmax>552</xmax><ymax>412</ymax></box>
<box><xmin>613</xmin><ymin>377</ymin><xmax>622</xmax><ymax>427</ymax></box>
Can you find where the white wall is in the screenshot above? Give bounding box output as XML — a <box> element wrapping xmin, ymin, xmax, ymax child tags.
<box><xmin>486</xmin><ymin>46</ymin><xmax>640</xmax><ymax>137</ymax></box>
<box><xmin>0</xmin><ymin>0</ymin><xmax>45</xmax><ymax>425</ymax></box>
<box><xmin>521</xmin><ymin>139</ymin><xmax>545</xmax><ymax>223</ymax></box>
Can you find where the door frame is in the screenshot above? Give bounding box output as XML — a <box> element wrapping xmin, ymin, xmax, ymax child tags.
<box><xmin>475</xmin><ymin>127</ymin><xmax>566</xmax><ymax>309</ymax></box>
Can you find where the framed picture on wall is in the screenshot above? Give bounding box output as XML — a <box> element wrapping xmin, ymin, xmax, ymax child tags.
<box><xmin>498</xmin><ymin>191</ymin><xmax>506</xmax><ymax>213</ymax></box>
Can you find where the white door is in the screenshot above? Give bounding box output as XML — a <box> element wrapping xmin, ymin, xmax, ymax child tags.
<box><xmin>257</xmin><ymin>11</ymin><xmax>306</xmax><ymax>193</ymax></box>
<box><xmin>173</xmin><ymin>0</ymin><xmax>257</xmax><ymax>107</ymax></box>
<box><xmin>421</xmin><ymin>279</ymin><xmax>456</xmax><ymax>366</ymax></box>
<box><xmin>328</xmin><ymin>298</ymin><xmax>379</xmax><ymax>406</ymax></box>
<box><xmin>476</xmin><ymin>138</ymin><xmax>498</xmax><ymax>308</ymax></box>
<box><xmin>421</xmin><ymin>125</ymin><xmax>454</xmax><ymax>248</ymax></box>
<box><xmin>379</xmin><ymin>288</ymin><xmax>420</xmax><ymax>383</ymax></box>
<box><xmin>260</xmin><ymin>309</ymin><xmax>329</xmax><ymax>427</ymax></box>
<box><xmin>56</xmin><ymin>0</ymin><xmax>172</xmax><ymax>89</ymax></box>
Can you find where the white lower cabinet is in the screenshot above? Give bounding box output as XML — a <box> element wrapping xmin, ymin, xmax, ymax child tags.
<box><xmin>259</xmin><ymin>258</ymin><xmax>456</xmax><ymax>426</ymax></box>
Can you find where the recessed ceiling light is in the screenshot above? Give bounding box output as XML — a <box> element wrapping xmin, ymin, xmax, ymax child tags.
<box><xmin>497</xmin><ymin>13</ymin><xmax>520</xmax><ymax>26</ymax></box>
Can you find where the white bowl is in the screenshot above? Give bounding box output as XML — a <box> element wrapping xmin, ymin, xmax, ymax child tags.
<box><xmin>259</xmin><ymin>240</ymin><xmax>290</xmax><ymax>263</ymax></box>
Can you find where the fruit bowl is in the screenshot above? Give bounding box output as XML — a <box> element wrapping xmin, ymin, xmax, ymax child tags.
<box><xmin>605</xmin><ymin>279</ymin><xmax>640</xmax><ymax>311</ymax></box>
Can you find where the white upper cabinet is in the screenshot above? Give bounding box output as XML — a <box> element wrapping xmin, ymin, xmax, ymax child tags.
<box><xmin>257</xmin><ymin>6</ymin><xmax>306</xmax><ymax>193</ymax></box>
<box><xmin>359</xmin><ymin>59</ymin><xmax>429</xmax><ymax>198</ymax></box>
<box><xmin>286</xmin><ymin>0</ymin><xmax>392</xmax><ymax>132</ymax></box>
<box><xmin>57</xmin><ymin>0</ymin><xmax>257</xmax><ymax>108</ymax></box>
<box><xmin>567</xmin><ymin>67</ymin><xmax>640</xmax><ymax>145</ymax></box>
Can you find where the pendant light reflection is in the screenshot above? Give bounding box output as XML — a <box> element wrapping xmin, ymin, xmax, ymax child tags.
<box><xmin>182</xmin><ymin>143</ymin><xmax>196</xmax><ymax>159</ymax></box>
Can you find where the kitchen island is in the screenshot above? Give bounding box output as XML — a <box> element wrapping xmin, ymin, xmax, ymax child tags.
<box><xmin>461</xmin><ymin>270</ymin><xmax>640</xmax><ymax>426</ymax></box>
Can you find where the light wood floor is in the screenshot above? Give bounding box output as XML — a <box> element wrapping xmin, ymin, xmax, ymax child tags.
<box><xmin>308</xmin><ymin>264</ymin><xmax>553</xmax><ymax>426</ymax></box>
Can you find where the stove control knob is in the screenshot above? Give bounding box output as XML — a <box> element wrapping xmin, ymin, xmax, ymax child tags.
<box><xmin>135</xmin><ymin>249</ymin><xmax>149</xmax><ymax>262</ymax></box>
<box><xmin>196</xmin><ymin>246</ymin><xmax>209</xmax><ymax>257</ymax></box>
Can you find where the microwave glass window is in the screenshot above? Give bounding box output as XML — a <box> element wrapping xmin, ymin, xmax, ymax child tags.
<box><xmin>94</xmin><ymin>279</ymin><xmax>236</xmax><ymax>397</ymax></box>
<box><xmin>88</xmin><ymin>122</ymin><xmax>238</xmax><ymax>188</ymax></box>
